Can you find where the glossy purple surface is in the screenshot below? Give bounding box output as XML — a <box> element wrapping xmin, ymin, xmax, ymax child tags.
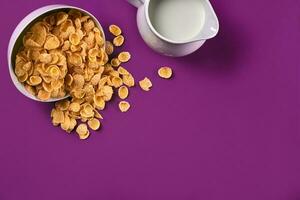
<box><xmin>0</xmin><ymin>0</ymin><xmax>299</xmax><ymax>199</ymax></box>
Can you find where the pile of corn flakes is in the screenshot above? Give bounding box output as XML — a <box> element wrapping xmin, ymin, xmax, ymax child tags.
<box><xmin>14</xmin><ymin>9</ymin><xmax>173</xmax><ymax>140</ymax></box>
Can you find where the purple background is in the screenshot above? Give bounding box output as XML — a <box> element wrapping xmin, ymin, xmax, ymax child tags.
<box><xmin>0</xmin><ymin>0</ymin><xmax>299</xmax><ymax>199</ymax></box>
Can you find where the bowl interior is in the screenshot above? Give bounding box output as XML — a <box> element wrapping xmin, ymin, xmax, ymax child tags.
<box><xmin>9</xmin><ymin>6</ymin><xmax>105</xmax><ymax>102</ymax></box>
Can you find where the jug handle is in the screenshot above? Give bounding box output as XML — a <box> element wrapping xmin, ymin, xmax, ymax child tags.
<box><xmin>127</xmin><ymin>0</ymin><xmax>145</xmax><ymax>8</ymax></box>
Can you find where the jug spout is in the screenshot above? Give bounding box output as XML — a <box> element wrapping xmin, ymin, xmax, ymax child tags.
<box><xmin>196</xmin><ymin>0</ymin><xmax>219</xmax><ymax>40</ymax></box>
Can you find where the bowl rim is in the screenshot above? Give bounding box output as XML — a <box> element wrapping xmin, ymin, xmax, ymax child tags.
<box><xmin>7</xmin><ymin>4</ymin><xmax>106</xmax><ymax>102</ymax></box>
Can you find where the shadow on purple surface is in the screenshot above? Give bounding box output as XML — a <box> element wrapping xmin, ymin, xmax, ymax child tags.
<box><xmin>40</xmin><ymin>101</ymin><xmax>54</xmax><ymax>116</ymax></box>
<box><xmin>177</xmin><ymin>13</ymin><xmax>247</xmax><ymax>74</ymax></box>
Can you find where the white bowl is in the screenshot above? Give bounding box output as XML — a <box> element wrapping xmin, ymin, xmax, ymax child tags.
<box><xmin>7</xmin><ymin>4</ymin><xmax>105</xmax><ymax>102</ymax></box>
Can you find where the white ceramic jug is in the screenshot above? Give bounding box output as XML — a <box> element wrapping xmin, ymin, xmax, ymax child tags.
<box><xmin>128</xmin><ymin>0</ymin><xmax>219</xmax><ymax>57</ymax></box>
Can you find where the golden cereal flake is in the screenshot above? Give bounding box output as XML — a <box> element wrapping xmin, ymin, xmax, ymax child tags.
<box><xmin>80</xmin><ymin>103</ymin><xmax>94</xmax><ymax>118</ymax></box>
<box><xmin>18</xmin><ymin>73</ymin><xmax>28</xmax><ymax>83</ymax></box>
<box><xmin>119</xmin><ymin>101</ymin><xmax>130</xmax><ymax>112</ymax></box>
<box><xmin>60</xmin><ymin>112</ymin><xmax>71</xmax><ymax>131</ymax></box>
<box><xmin>88</xmin><ymin>118</ymin><xmax>101</xmax><ymax>130</ymax></box>
<box><xmin>73</xmin><ymin>74</ymin><xmax>85</xmax><ymax>88</ymax></box>
<box><xmin>24</xmin><ymin>84</ymin><xmax>36</xmax><ymax>96</ymax></box>
<box><xmin>109</xmin><ymin>24</ymin><xmax>122</xmax><ymax>36</ymax></box>
<box><xmin>118</xmin><ymin>52</ymin><xmax>131</xmax><ymax>63</ymax></box>
<box><xmin>42</xmin><ymin>82</ymin><xmax>53</xmax><ymax>92</ymax></box>
<box><xmin>65</xmin><ymin>74</ymin><xmax>73</xmax><ymax>86</ymax></box>
<box><xmin>47</xmin><ymin>65</ymin><xmax>61</xmax><ymax>79</ymax></box>
<box><xmin>139</xmin><ymin>77</ymin><xmax>152</xmax><ymax>91</ymax></box>
<box><xmin>118</xmin><ymin>86</ymin><xmax>129</xmax><ymax>99</ymax></box>
<box><xmin>83</xmin><ymin>19</ymin><xmax>95</xmax><ymax>32</ymax></box>
<box><xmin>76</xmin><ymin>123</ymin><xmax>88</xmax><ymax>135</ymax></box>
<box><xmin>51</xmin><ymin>108</ymin><xmax>65</xmax><ymax>125</ymax></box>
<box><xmin>69</xmin><ymin>33</ymin><xmax>81</xmax><ymax>45</ymax></box>
<box><xmin>93</xmin><ymin>95</ymin><xmax>106</xmax><ymax>110</ymax></box>
<box><xmin>76</xmin><ymin>124</ymin><xmax>90</xmax><ymax>140</ymax></box>
<box><xmin>113</xmin><ymin>35</ymin><xmax>124</xmax><ymax>47</ymax></box>
<box><xmin>117</xmin><ymin>66</ymin><xmax>129</xmax><ymax>75</ymax></box>
<box><xmin>28</xmin><ymin>75</ymin><xmax>42</xmax><ymax>86</ymax></box>
<box><xmin>79</xmin><ymin>131</ymin><xmax>90</xmax><ymax>140</ymax></box>
<box><xmin>44</xmin><ymin>35</ymin><xmax>60</xmax><ymax>50</ymax></box>
<box><xmin>90</xmin><ymin>73</ymin><xmax>101</xmax><ymax>86</ymax></box>
<box><xmin>68</xmin><ymin>117</ymin><xmax>77</xmax><ymax>132</ymax></box>
<box><xmin>39</xmin><ymin>53</ymin><xmax>52</xmax><ymax>63</ymax></box>
<box><xmin>69</xmin><ymin>102</ymin><xmax>81</xmax><ymax>112</ymax></box>
<box><xmin>56</xmin><ymin>12</ymin><xmax>68</xmax><ymax>25</ymax></box>
<box><xmin>111</xmin><ymin>76</ymin><xmax>123</xmax><ymax>88</ymax></box>
<box><xmin>123</xmin><ymin>74</ymin><xmax>135</xmax><ymax>87</ymax></box>
<box><xmin>27</xmin><ymin>22</ymin><xmax>47</xmax><ymax>47</ymax></box>
<box><xmin>158</xmin><ymin>66</ymin><xmax>173</xmax><ymax>79</ymax></box>
<box><xmin>37</xmin><ymin>89</ymin><xmax>51</xmax><ymax>101</ymax></box>
<box><xmin>67</xmin><ymin>53</ymin><xmax>83</xmax><ymax>67</ymax></box>
<box><xmin>111</xmin><ymin>58</ymin><xmax>121</xmax><ymax>67</ymax></box>
<box><xmin>105</xmin><ymin>41</ymin><xmax>114</xmax><ymax>55</ymax></box>
<box><xmin>55</xmin><ymin>99</ymin><xmax>70</xmax><ymax>111</ymax></box>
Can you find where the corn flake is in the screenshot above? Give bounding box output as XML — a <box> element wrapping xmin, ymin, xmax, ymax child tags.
<box><xmin>158</xmin><ymin>66</ymin><xmax>173</xmax><ymax>79</ymax></box>
<box><xmin>69</xmin><ymin>102</ymin><xmax>81</xmax><ymax>112</ymax></box>
<box><xmin>123</xmin><ymin>74</ymin><xmax>135</xmax><ymax>87</ymax></box>
<box><xmin>105</xmin><ymin>41</ymin><xmax>114</xmax><ymax>55</ymax></box>
<box><xmin>88</xmin><ymin>118</ymin><xmax>101</xmax><ymax>130</ymax></box>
<box><xmin>119</xmin><ymin>101</ymin><xmax>130</xmax><ymax>112</ymax></box>
<box><xmin>28</xmin><ymin>75</ymin><xmax>42</xmax><ymax>86</ymax></box>
<box><xmin>118</xmin><ymin>52</ymin><xmax>131</xmax><ymax>63</ymax></box>
<box><xmin>44</xmin><ymin>35</ymin><xmax>60</xmax><ymax>50</ymax></box>
<box><xmin>139</xmin><ymin>77</ymin><xmax>152</xmax><ymax>91</ymax></box>
<box><xmin>37</xmin><ymin>89</ymin><xmax>51</xmax><ymax>101</ymax></box>
<box><xmin>109</xmin><ymin>24</ymin><xmax>122</xmax><ymax>36</ymax></box>
<box><xmin>111</xmin><ymin>58</ymin><xmax>121</xmax><ymax>67</ymax></box>
<box><xmin>111</xmin><ymin>77</ymin><xmax>123</xmax><ymax>88</ymax></box>
<box><xmin>118</xmin><ymin>86</ymin><xmax>129</xmax><ymax>99</ymax></box>
<box><xmin>113</xmin><ymin>35</ymin><xmax>124</xmax><ymax>47</ymax></box>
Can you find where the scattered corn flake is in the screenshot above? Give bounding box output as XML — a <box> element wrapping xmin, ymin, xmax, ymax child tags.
<box><xmin>109</xmin><ymin>24</ymin><xmax>122</xmax><ymax>36</ymax></box>
<box><xmin>113</xmin><ymin>35</ymin><xmax>124</xmax><ymax>47</ymax></box>
<box><xmin>117</xmin><ymin>66</ymin><xmax>129</xmax><ymax>75</ymax></box>
<box><xmin>55</xmin><ymin>99</ymin><xmax>70</xmax><ymax>111</ymax></box>
<box><xmin>105</xmin><ymin>41</ymin><xmax>114</xmax><ymax>55</ymax></box>
<box><xmin>139</xmin><ymin>77</ymin><xmax>152</xmax><ymax>91</ymax></box>
<box><xmin>76</xmin><ymin>124</ymin><xmax>90</xmax><ymax>140</ymax></box>
<box><xmin>111</xmin><ymin>58</ymin><xmax>121</xmax><ymax>67</ymax></box>
<box><xmin>93</xmin><ymin>95</ymin><xmax>106</xmax><ymax>110</ymax></box>
<box><xmin>123</xmin><ymin>74</ymin><xmax>135</xmax><ymax>87</ymax></box>
<box><xmin>69</xmin><ymin>102</ymin><xmax>81</xmax><ymax>112</ymax></box>
<box><xmin>119</xmin><ymin>101</ymin><xmax>130</xmax><ymax>112</ymax></box>
<box><xmin>88</xmin><ymin>118</ymin><xmax>101</xmax><ymax>130</ymax></box>
<box><xmin>51</xmin><ymin>108</ymin><xmax>64</xmax><ymax>125</ymax></box>
<box><xmin>79</xmin><ymin>131</ymin><xmax>90</xmax><ymax>140</ymax></box>
<box><xmin>76</xmin><ymin>123</ymin><xmax>88</xmax><ymax>135</ymax></box>
<box><xmin>118</xmin><ymin>86</ymin><xmax>129</xmax><ymax>99</ymax></box>
<box><xmin>118</xmin><ymin>52</ymin><xmax>131</xmax><ymax>63</ymax></box>
<box><xmin>60</xmin><ymin>113</ymin><xmax>71</xmax><ymax>131</ymax></box>
<box><xmin>111</xmin><ymin>76</ymin><xmax>123</xmax><ymax>88</ymax></box>
<box><xmin>158</xmin><ymin>66</ymin><xmax>173</xmax><ymax>79</ymax></box>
